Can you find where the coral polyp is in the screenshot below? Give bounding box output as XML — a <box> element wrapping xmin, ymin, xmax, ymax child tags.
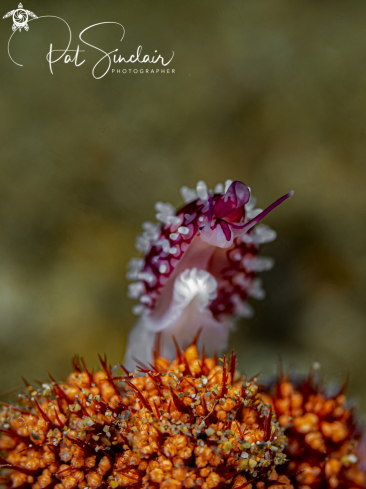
<box><xmin>0</xmin><ymin>341</ymin><xmax>364</xmax><ymax>489</ymax></box>
<box><xmin>262</xmin><ymin>373</ymin><xmax>365</xmax><ymax>489</ymax></box>
<box><xmin>0</xmin><ymin>342</ymin><xmax>290</xmax><ymax>489</ymax></box>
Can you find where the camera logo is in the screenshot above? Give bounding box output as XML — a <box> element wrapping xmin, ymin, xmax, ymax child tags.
<box><xmin>3</xmin><ymin>3</ymin><xmax>37</xmax><ymax>32</ymax></box>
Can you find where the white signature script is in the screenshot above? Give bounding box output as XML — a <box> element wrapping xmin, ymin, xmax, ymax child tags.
<box><xmin>7</xmin><ymin>17</ymin><xmax>175</xmax><ymax>79</ymax></box>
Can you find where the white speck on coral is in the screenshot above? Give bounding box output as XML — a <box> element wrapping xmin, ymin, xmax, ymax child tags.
<box><xmin>170</xmin><ymin>233</ymin><xmax>179</xmax><ymax>241</ymax></box>
<box><xmin>159</xmin><ymin>263</ymin><xmax>168</xmax><ymax>274</ymax></box>
<box><xmin>196</xmin><ymin>181</ymin><xmax>208</xmax><ymax>201</ymax></box>
<box><xmin>348</xmin><ymin>454</ymin><xmax>358</xmax><ymax>464</ymax></box>
<box><xmin>198</xmin><ymin>216</ymin><xmax>204</xmax><ymax>222</ymax></box>
<box><xmin>169</xmin><ymin>247</ymin><xmax>177</xmax><ymax>254</ymax></box>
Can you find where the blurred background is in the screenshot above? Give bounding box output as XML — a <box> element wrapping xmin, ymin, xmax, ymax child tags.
<box><xmin>1</xmin><ymin>0</ymin><xmax>366</xmax><ymax>413</ymax></box>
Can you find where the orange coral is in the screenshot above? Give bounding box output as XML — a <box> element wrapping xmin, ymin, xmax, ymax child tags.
<box><xmin>0</xmin><ymin>343</ymin><xmax>364</xmax><ymax>489</ymax></box>
<box><xmin>261</xmin><ymin>371</ymin><xmax>365</xmax><ymax>489</ymax></box>
<box><xmin>0</xmin><ymin>344</ymin><xmax>288</xmax><ymax>489</ymax></box>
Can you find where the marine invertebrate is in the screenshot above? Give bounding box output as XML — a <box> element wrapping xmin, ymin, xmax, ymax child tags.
<box><xmin>0</xmin><ymin>342</ymin><xmax>290</xmax><ymax>489</ymax></box>
<box><xmin>1</xmin><ymin>176</ymin><xmax>364</xmax><ymax>489</ymax></box>
<box><xmin>125</xmin><ymin>180</ymin><xmax>293</xmax><ymax>368</ymax></box>
<box><xmin>261</xmin><ymin>372</ymin><xmax>366</xmax><ymax>489</ymax></box>
<box><xmin>1</xmin><ymin>342</ymin><xmax>364</xmax><ymax>489</ymax></box>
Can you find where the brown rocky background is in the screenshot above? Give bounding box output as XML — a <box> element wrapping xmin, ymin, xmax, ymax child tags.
<box><xmin>1</xmin><ymin>0</ymin><xmax>366</xmax><ymax>414</ymax></box>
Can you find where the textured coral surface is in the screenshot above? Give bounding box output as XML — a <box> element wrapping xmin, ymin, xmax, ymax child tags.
<box><xmin>263</xmin><ymin>373</ymin><xmax>365</xmax><ymax>489</ymax></box>
<box><xmin>0</xmin><ymin>343</ymin><xmax>364</xmax><ymax>489</ymax></box>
